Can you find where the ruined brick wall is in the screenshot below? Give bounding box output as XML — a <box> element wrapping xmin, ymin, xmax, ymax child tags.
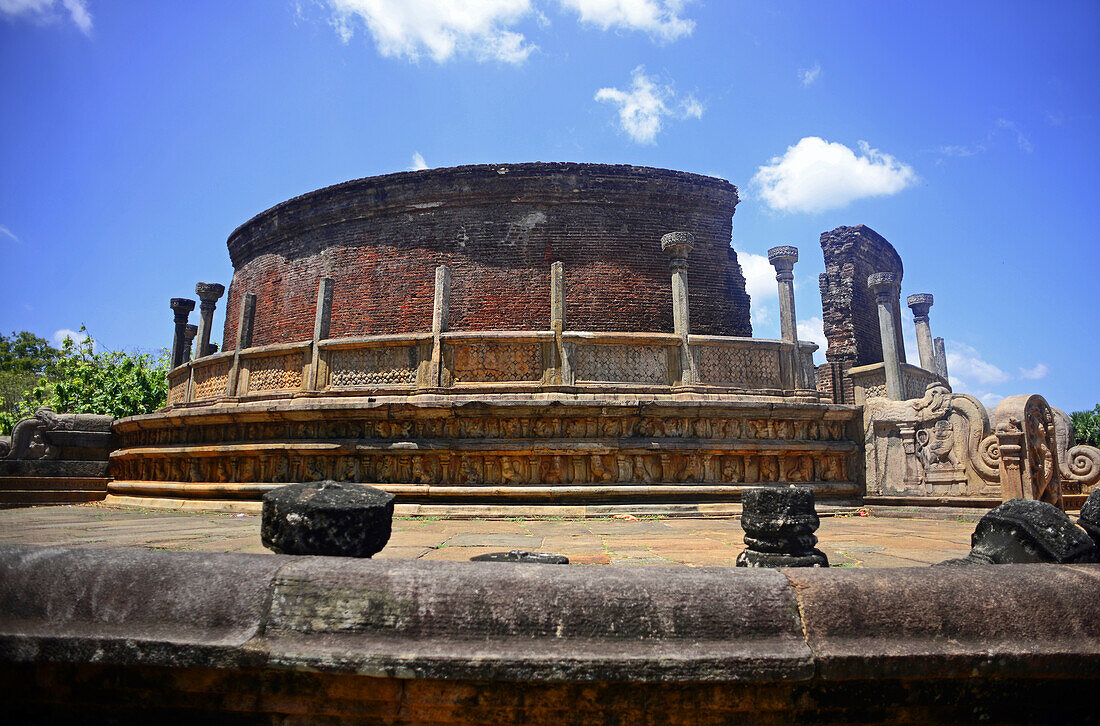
<box><xmin>221</xmin><ymin>163</ymin><xmax>752</xmax><ymax>351</ymax></box>
<box><xmin>817</xmin><ymin>225</ymin><xmax>904</xmax><ymax>403</ymax></box>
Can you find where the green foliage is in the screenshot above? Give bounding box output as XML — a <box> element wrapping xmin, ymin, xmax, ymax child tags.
<box><xmin>0</xmin><ymin>330</ymin><xmax>59</xmax><ymax>373</ymax></box>
<box><xmin>0</xmin><ymin>327</ymin><xmax>170</xmax><ymax>435</ymax></box>
<box><xmin>1071</xmin><ymin>405</ymin><xmax>1100</xmax><ymax>448</ymax></box>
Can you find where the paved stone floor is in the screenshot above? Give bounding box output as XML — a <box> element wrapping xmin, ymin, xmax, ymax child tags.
<box><xmin>0</xmin><ymin>503</ymin><xmax>978</xmax><ymax>567</ymax></box>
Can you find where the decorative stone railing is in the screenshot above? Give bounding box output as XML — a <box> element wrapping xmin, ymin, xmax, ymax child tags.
<box><xmin>849</xmin><ymin>361</ymin><xmax>949</xmax><ymax>404</ymax></box>
<box><xmin>165</xmin><ymin>331</ymin><xmax>820</xmax><ymax>405</ymax></box>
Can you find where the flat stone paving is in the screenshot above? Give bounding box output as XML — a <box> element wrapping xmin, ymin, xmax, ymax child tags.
<box><xmin>0</xmin><ymin>503</ymin><xmax>978</xmax><ymax>567</ymax></box>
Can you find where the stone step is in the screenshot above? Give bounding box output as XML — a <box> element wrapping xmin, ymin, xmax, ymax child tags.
<box><xmin>0</xmin><ymin>476</ymin><xmax>110</xmax><ymax>492</ymax></box>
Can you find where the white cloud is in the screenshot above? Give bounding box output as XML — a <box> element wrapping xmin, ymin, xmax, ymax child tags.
<box><xmin>995</xmin><ymin>118</ymin><xmax>1033</xmax><ymax>153</ymax></box>
<box><xmin>798</xmin><ymin>62</ymin><xmax>820</xmax><ymax>87</ymax></box>
<box><xmin>556</xmin><ymin>0</ymin><xmax>694</xmax><ymax>42</ymax></box>
<box><xmin>752</xmin><ymin>304</ymin><xmax>773</xmax><ymax>330</ymax></box>
<box><xmin>53</xmin><ymin>327</ymin><xmax>91</xmax><ymax>349</ymax></box>
<box><xmin>326</xmin><ymin>0</ymin><xmax>536</xmax><ymax>64</ymax></box>
<box><xmin>739</xmin><ymin>252</ymin><xmax>776</xmax><ymax>302</ymax></box>
<box><xmin>409</xmin><ymin>151</ymin><xmax>429</xmax><ymax>170</ymax></box>
<box><xmin>946</xmin><ymin>341</ymin><xmax>1011</xmax><ymax>387</ymax></box>
<box><xmin>797</xmin><ymin>316</ymin><xmax>827</xmax><ymax>363</ymax></box>
<box><xmin>0</xmin><ymin>225</ymin><xmax>19</xmax><ymax>243</ymax></box>
<box><xmin>0</xmin><ymin>0</ymin><xmax>91</xmax><ymax>34</ymax></box>
<box><xmin>753</xmin><ymin>137</ymin><xmax>917</xmax><ymax>213</ymax></box>
<box><xmin>1018</xmin><ymin>362</ymin><xmax>1049</xmax><ymax>381</ymax></box>
<box><xmin>594</xmin><ymin>65</ymin><xmax>702</xmax><ymax>144</ymax></box>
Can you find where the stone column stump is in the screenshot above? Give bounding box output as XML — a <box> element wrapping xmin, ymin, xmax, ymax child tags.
<box><xmin>261</xmin><ymin>480</ymin><xmax>395</xmax><ymax>557</ymax></box>
<box><xmin>736</xmin><ymin>485</ymin><xmax>829</xmax><ymax>568</ymax></box>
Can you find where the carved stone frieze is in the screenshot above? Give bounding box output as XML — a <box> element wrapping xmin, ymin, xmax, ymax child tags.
<box><xmin>450</xmin><ymin>342</ymin><xmax>541</xmax><ymax>383</ymax></box>
<box><xmin>571</xmin><ymin>344</ymin><xmax>666</xmax><ymax>384</ymax></box>
<box><xmin>167</xmin><ymin>370</ymin><xmax>190</xmax><ymax>405</ymax></box>
<box><xmin>330</xmin><ymin>346</ymin><xmax>418</xmax><ymax>387</ymax></box>
<box><xmin>247</xmin><ymin>353</ymin><xmax>303</xmax><ymax>392</ymax></box>
<box><xmin>694</xmin><ymin>345</ymin><xmax>781</xmax><ymax>388</ymax></box>
<box><xmin>191</xmin><ymin>358</ymin><xmax>231</xmax><ymax>400</ymax></box>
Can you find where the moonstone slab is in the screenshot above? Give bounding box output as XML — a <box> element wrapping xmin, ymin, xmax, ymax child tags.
<box><xmin>736</xmin><ymin>485</ymin><xmax>828</xmax><ymax>568</ymax></box>
<box><xmin>261</xmin><ymin>480</ymin><xmax>395</xmax><ymax>558</ymax></box>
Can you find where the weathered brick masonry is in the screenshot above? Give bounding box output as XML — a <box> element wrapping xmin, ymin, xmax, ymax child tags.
<box><xmin>221</xmin><ymin>163</ymin><xmax>752</xmax><ymax>350</ymax></box>
<box><xmin>816</xmin><ymin>225</ymin><xmax>904</xmax><ymax>403</ymax></box>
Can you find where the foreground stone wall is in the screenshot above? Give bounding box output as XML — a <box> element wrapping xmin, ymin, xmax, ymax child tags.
<box><xmin>817</xmin><ymin>225</ymin><xmax>905</xmax><ymax>404</ymax></box>
<box><xmin>221</xmin><ymin>163</ymin><xmax>753</xmax><ymax>350</ymax></box>
<box><xmin>2</xmin><ymin>545</ymin><xmax>1097</xmax><ymax>723</ymax></box>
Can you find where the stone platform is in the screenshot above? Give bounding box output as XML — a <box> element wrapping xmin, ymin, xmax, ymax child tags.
<box><xmin>0</xmin><ymin>502</ymin><xmax>979</xmax><ymax>568</ymax></box>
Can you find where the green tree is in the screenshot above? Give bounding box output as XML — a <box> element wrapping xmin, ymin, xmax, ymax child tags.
<box><xmin>0</xmin><ymin>331</ymin><xmax>61</xmax><ymax>430</ymax></box>
<box><xmin>1071</xmin><ymin>405</ymin><xmax>1100</xmax><ymax>448</ymax></box>
<box><xmin>0</xmin><ymin>328</ymin><xmax>170</xmax><ymax>435</ymax></box>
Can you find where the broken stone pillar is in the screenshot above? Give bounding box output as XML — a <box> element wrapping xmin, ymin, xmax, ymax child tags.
<box><xmin>261</xmin><ymin>480</ymin><xmax>395</xmax><ymax>558</ymax></box>
<box><xmin>429</xmin><ymin>265</ymin><xmax>451</xmax><ymax>387</ymax></box>
<box><xmin>736</xmin><ymin>485</ymin><xmax>829</xmax><ymax>568</ymax></box>
<box><xmin>934</xmin><ymin>337</ymin><xmax>949</xmax><ymax>381</ymax></box>
<box><xmin>307</xmin><ymin>277</ymin><xmax>335</xmax><ymax>390</ymax></box>
<box><xmin>1079</xmin><ymin>489</ymin><xmax>1100</xmax><ymax>550</ymax></box>
<box><xmin>193</xmin><ymin>282</ymin><xmax>225</xmax><ymax>360</ymax></box>
<box><xmin>906</xmin><ymin>293</ymin><xmax>936</xmax><ymax>373</ymax></box>
<box><xmin>181</xmin><ymin>324</ymin><xmax>198</xmax><ymax>365</ymax></box>
<box><xmin>938</xmin><ymin>498</ymin><xmax>1097</xmax><ymax>565</ymax></box>
<box><xmin>767</xmin><ymin>246</ymin><xmax>799</xmax><ymax>343</ymax></box>
<box><xmin>868</xmin><ymin>272</ymin><xmax>903</xmax><ymax>400</ymax></box>
<box><xmin>661</xmin><ymin>232</ymin><xmax>695</xmax><ymax>384</ymax></box>
<box><xmin>226</xmin><ymin>292</ymin><xmax>256</xmax><ymax>396</ymax></box>
<box><xmin>550</xmin><ymin>261</ymin><xmax>570</xmax><ymax>384</ymax></box>
<box><xmin>170</xmin><ymin>298</ymin><xmax>196</xmax><ymax>369</ymax></box>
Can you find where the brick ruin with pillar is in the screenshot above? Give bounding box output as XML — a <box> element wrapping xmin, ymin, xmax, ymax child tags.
<box><xmin>45</xmin><ymin>163</ymin><xmax>1089</xmax><ymax>513</ymax></box>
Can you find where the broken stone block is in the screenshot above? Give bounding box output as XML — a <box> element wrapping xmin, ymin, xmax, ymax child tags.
<box><xmin>1077</xmin><ymin>489</ymin><xmax>1100</xmax><ymax>550</ymax></box>
<box><xmin>938</xmin><ymin>498</ymin><xmax>1098</xmax><ymax>565</ymax></box>
<box><xmin>470</xmin><ymin>550</ymin><xmax>569</xmax><ymax>564</ymax></box>
<box><xmin>261</xmin><ymin>480</ymin><xmax>395</xmax><ymax>557</ymax></box>
<box><xmin>736</xmin><ymin>485</ymin><xmax>828</xmax><ymax>568</ymax></box>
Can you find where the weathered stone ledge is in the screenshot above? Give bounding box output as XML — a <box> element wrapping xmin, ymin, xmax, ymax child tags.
<box><xmin>2</xmin><ymin>545</ymin><xmax>1098</xmax><ymax>683</ymax></box>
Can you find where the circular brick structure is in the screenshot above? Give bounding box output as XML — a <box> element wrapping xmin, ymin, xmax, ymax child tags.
<box><xmin>221</xmin><ymin>163</ymin><xmax>751</xmax><ymax>350</ymax></box>
<box><xmin>108</xmin><ymin>163</ymin><xmax>859</xmax><ymax>514</ymax></box>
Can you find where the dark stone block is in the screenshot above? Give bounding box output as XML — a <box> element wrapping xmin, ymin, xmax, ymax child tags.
<box><xmin>938</xmin><ymin>498</ymin><xmax>1098</xmax><ymax>565</ymax></box>
<box><xmin>470</xmin><ymin>550</ymin><xmax>569</xmax><ymax>564</ymax></box>
<box><xmin>261</xmin><ymin>480</ymin><xmax>395</xmax><ymax>558</ymax></box>
<box><xmin>736</xmin><ymin>485</ymin><xmax>828</xmax><ymax>568</ymax></box>
<box><xmin>1077</xmin><ymin>488</ymin><xmax>1100</xmax><ymax>549</ymax></box>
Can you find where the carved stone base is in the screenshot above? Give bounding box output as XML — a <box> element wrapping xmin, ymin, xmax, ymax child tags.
<box><xmin>109</xmin><ymin>394</ymin><xmax>861</xmax><ymax>506</ymax></box>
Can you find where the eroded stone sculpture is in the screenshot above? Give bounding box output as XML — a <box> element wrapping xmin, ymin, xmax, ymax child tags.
<box><xmin>736</xmin><ymin>485</ymin><xmax>828</xmax><ymax>568</ymax></box>
<box><xmin>938</xmin><ymin>498</ymin><xmax>1098</xmax><ymax>565</ymax></box>
<box><xmin>261</xmin><ymin>480</ymin><xmax>395</xmax><ymax>557</ymax></box>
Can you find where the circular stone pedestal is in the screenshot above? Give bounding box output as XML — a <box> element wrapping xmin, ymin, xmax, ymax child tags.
<box><xmin>261</xmin><ymin>480</ymin><xmax>395</xmax><ymax>557</ymax></box>
<box><xmin>736</xmin><ymin>485</ymin><xmax>828</xmax><ymax>568</ymax></box>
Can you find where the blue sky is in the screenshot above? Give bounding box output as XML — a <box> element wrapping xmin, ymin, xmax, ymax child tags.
<box><xmin>1</xmin><ymin>1</ymin><xmax>1097</xmax><ymax>412</ymax></box>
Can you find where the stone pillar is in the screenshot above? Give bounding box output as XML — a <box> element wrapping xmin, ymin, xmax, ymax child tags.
<box><xmin>550</xmin><ymin>261</ymin><xmax>570</xmax><ymax>384</ymax></box>
<box><xmin>193</xmin><ymin>283</ymin><xmax>225</xmax><ymax>360</ymax></box>
<box><xmin>661</xmin><ymin>232</ymin><xmax>695</xmax><ymax>384</ymax></box>
<box><xmin>308</xmin><ymin>277</ymin><xmax>335</xmax><ymax>391</ymax></box>
<box><xmin>934</xmin><ymin>337</ymin><xmax>949</xmax><ymax>381</ymax></box>
<box><xmin>906</xmin><ymin>293</ymin><xmax>936</xmax><ymax>373</ymax></box>
<box><xmin>181</xmin><ymin>324</ymin><xmax>198</xmax><ymax>364</ymax></box>
<box><xmin>868</xmin><ymin>272</ymin><xmax>903</xmax><ymax>400</ymax></box>
<box><xmin>767</xmin><ymin>246</ymin><xmax>799</xmax><ymax>343</ymax></box>
<box><xmin>170</xmin><ymin>298</ymin><xmax>196</xmax><ymax>369</ymax></box>
<box><xmin>227</xmin><ymin>292</ymin><xmax>256</xmax><ymax>396</ymax></box>
<box><xmin>429</xmin><ymin>265</ymin><xmax>451</xmax><ymax>387</ymax></box>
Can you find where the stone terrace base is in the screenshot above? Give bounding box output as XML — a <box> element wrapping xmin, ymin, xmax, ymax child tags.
<box><xmin>108</xmin><ymin>394</ymin><xmax>861</xmax><ymax>511</ymax></box>
<box><xmin>2</xmin><ymin>546</ymin><xmax>1098</xmax><ymax>724</ymax></box>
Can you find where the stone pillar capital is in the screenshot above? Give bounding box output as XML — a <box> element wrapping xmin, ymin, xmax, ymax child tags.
<box><xmin>195</xmin><ymin>282</ymin><xmax>226</xmax><ymax>309</ymax></box>
<box><xmin>906</xmin><ymin>293</ymin><xmax>934</xmax><ymax>322</ymax></box>
<box><xmin>867</xmin><ymin>272</ymin><xmax>900</xmax><ymax>300</ymax></box>
<box><xmin>170</xmin><ymin>297</ymin><xmax>196</xmax><ymax>322</ymax></box>
<box><xmin>767</xmin><ymin>245</ymin><xmax>798</xmax><ymax>280</ymax></box>
<box><xmin>661</xmin><ymin>231</ymin><xmax>694</xmax><ymax>272</ymax></box>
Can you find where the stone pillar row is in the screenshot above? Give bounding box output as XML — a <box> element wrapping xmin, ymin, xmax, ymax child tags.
<box><xmin>168</xmin><ymin>282</ymin><xmax>227</xmax><ymax>369</ymax></box>
<box><xmin>869</xmin><ymin>276</ymin><xmax>951</xmax><ymax>401</ymax></box>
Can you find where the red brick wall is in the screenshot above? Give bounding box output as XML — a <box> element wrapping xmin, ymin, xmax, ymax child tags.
<box><xmin>818</xmin><ymin>225</ymin><xmax>904</xmax><ymax>369</ymax></box>
<box><xmin>221</xmin><ymin>163</ymin><xmax>752</xmax><ymax>350</ymax></box>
